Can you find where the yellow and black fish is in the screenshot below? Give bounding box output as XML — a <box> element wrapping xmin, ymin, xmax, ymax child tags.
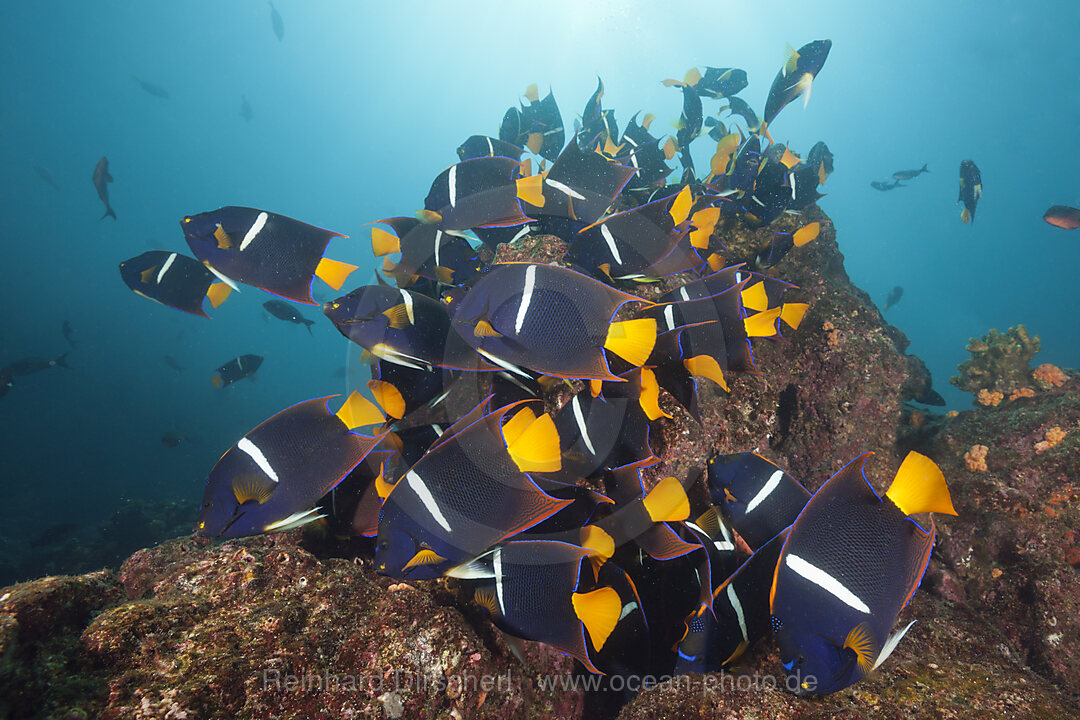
<box><xmin>120</xmin><ymin>250</ymin><xmax>232</xmax><ymax>318</ymax></box>
<box><xmin>958</xmin><ymin>159</ymin><xmax>982</xmax><ymax>224</ymax></box>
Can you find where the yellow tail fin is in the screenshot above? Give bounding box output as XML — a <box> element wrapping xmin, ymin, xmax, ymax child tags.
<box><xmin>689</xmin><ymin>207</ymin><xmax>721</xmax><ymax>249</ymax></box>
<box><xmin>604</xmin><ymin>318</ymin><xmax>657</xmax><ymax>367</ymax></box>
<box><xmin>779</xmin><ymin>303</ymin><xmax>808</xmax><ymax>329</ymax></box>
<box><xmin>336</xmin><ymin>390</ymin><xmax>386</xmax><ymax>429</ymax></box>
<box><xmin>516</xmin><ymin>173</ymin><xmax>545</xmax><ymax>208</ymax></box>
<box><xmin>793</xmin><ymin>222</ymin><xmax>820</xmax><ymax>247</ymax></box>
<box><xmin>740</xmin><ymin>282</ymin><xmax>770</xmax><ymax>312</ymax></box>
<box><xmin>504</xmin><ymin>409</ymin><xmax>562</xmax><ymax>473</ymax></box>
<box><xmin>744</xmin><ymin>307</ymin><xmax>782</xmax><ymax>337</ymax></box>
<box><xmin>581</xmin><ymin>525</ymin><xmax>615</xmax><ymax>560</ymax></box>
<box><xmin>500</xmin><ymin>406</ymin><xmax>536</xmax><ymax>447</ymax></box>
<box><xmin>371</xmin><ymin>227</ymin><xmax>401</xmax><ymax>257</ymax></box>
<box><xmin>572</xmin><ymin>587</ymin><xmax>621</xmax><ymax>651</ymax></box>
<box><xmin>668</xmin><ymin>185</ymin><xmax>694</xmax><ymax>225</ymax></box>
<box><xmin>638</xmin><ymin>368</ymin><xmax>671</xmax><ymax>420</ymax></box>
<box><xmin>205</xmin><ymin>282</ymin><xmax>232</xmax><ymax>308</ymax></box>
<box><xmin>886</xmin><ymin>451</ymin><xmax>957</xmax><ymax>516</ymax></box>
<box><xmin>211</xmin><ymin>374</ymin><xmax>223</xmax><ymax>389</ymax></box>
<box><xmin>524</xmin><ymin>83</ymin><xmax>539</xmax><ymax>103</ymax></box>
<box><xmin>642</xmin><ymin>476</ymin><xmax>690</xmax><ymax>522</ymax></box>
<box><xmin>316</xmin><ymin>257</ymin><xmax>359</xmax><ymax>290</ymax></box>
<box><xmin>684</xmin><ymin>355</ymin><xmax>729</xmax><ymax>392</ymax></box>
<box><xmin>367</xmin><ymin>380</ymin><xmax>406</xmax><ymax>419</ymax></box>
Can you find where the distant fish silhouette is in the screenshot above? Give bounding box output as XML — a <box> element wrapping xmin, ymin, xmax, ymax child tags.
<box><xmin>164</xmin><ymin>355</ymin><xmax>185</xmax><ymax>373</ymax></box>
<box><xmin>240</xmin><ymin>95</ymin><xmax>253</xmax><ymax>122</ymax></box>
<box><xmin>269</xmin><ymin>1</ymin><xmax>284</xmax><ymax>41</ymax></box>
<box><xmin>892</xmin><ymin>164</ymin><xmax>928</xmax><ymax>181</ymax></box>
<box><xmin>93</xmin><ymin>156</ymin><xmax>116</xmax><ymax>220</ymax></box>
<box><xmin>132</xmin><ymin>76</ymin><xmax>170</xmax><ymax>99</ymax></box>
<box><xmin>33</xmin><ymin>165</ymin><xmax>61</xmax><ymax>191</ymax></box>
<box><xmin>883</xmin><ymin>285</ymin><xmax>903</xmax><ymax>312</ymax></box>
<box><xmin>62</xmin><ymin>320</ymin><xmax>77</xmax><ymax>348</ymax></box>
<box><xmin>870</xmin><ymin>179</ymin><xmax>903</xmax><ymax>192</ymax></box>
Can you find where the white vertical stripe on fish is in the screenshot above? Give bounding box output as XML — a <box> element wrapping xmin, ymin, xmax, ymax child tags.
<box><xmin>240</xmin><ymin>211</ymin><xmax>268</xmax><ymax>251</ymax></box>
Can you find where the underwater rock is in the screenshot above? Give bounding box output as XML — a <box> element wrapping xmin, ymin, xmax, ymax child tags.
<box><xmin>951</xmin><ymin>325</ymin><xmax>1043</xmax><ymax>401</ymax></box>
<box><xmin>926</xmin><ymin>373</ymin><xmax>1080</xmax><ymax>695</ymax></box>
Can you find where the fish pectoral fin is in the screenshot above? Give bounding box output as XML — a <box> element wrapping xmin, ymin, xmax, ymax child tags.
<box><xmin>474</xmin><ymin>319</ymin><xmax>503</xmax><ymax>338</ymax></box>
<box><xmin>214</xmin><ymin>224</ymin><xmax>233</xmax><ymax>249</ymax></box>
<box><xmin>642</xmin><ymin>476</ymin><xmax>690</xmax><ymax>522</ymax></box>
<box><xmin>336</xmin><ymin>390</ymin><xmax>386</xmax><ymax>429</ymax></box>
<box><xmin>843</xmin><ymin>623</ymin><xmax>878</xmax><ymax>677</ymax></box>
<box><xmin>402</xmin><ymin>548</ymin><xmax>448</xmax><ymax>571</ymax></box>
<box><xmin>604</xmin><ymin>318</ymin><xmax>657</xmax><ymax>367</ymax></box>
<box><xmin>886</xmin><ymin>451</ymin><xmax>957</xmax><ymax>516</ymax></box>
<box><xmin>263</xmin><ymin>508</ymin><xmax>325</xmax><ymax>533</ymax></box>
<box><xmin>231</xmin><ymin>472</ymin><xmax>277</xmax><ymax>505</ymax></box>
<box><xmin>873</xmin><ymin>620</ymin><xmax>916</xmax><ymax>671</ymax></box>
<box><xmin>381</xmin><ymin>303</ymin><xmax>413</xmax><ymax>329</ymax></box>
<box><xmin>316</xmin><ymin>257</ymin><xmax>359</xmax><ymax>290</ymax></box>
<box><xmin>572</xmin><ymin>587</ymin><xmax>621</xmax><ymax>651</ymax></box>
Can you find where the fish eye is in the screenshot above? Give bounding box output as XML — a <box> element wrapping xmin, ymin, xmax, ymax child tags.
<box><xmin>795</xmin><ymin>654</ymin><xmax>806</xmax><ymax>667</ymax></box>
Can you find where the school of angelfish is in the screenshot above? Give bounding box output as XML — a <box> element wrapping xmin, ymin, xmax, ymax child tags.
<box><xmin>116</xmin><ymin>40</ymin><xmax>962</xmax><ymax>696</ymax></box>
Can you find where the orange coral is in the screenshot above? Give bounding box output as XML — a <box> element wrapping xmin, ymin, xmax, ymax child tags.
<box><xmin>1035</xmin><ymin>426</ymin><xmax>1067</xmax><ymax>454</ymax></box>
<box><xmin>1009</xmin><ymin>387</ymin><xmax>1036</xmax><ymax>401</ymax></box>
<box><xmin>977</xmin><ymin>388</ymin><xmax>1003</xmax><ymax>407</ymax></box>
<box><xmin>1033</xmin><ymin>363</ymin><xmax>1068</xmax><ymax>389</ymax></box>
<box><xmin>946</xmin><ymin>410</ymin><xmax>959</xmax><ymax>419</ymax></box>
<box><xmin>965</xmin><ymin>444</ymin><xmax>988</xmax><ymax>472</ymax></box>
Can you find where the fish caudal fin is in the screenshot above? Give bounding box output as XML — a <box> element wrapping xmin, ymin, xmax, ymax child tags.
<box><xmin>206</xmin><ymin>282</ymin><xmax>232</xmax><ymax>308</ymax></box>
<box><xmin>503</xmin><ymin>407</ymin><xmax>562</xmax><ymax>473</ymax></box>
<box><xmin>684</xmin><ymin>355</ymin><xmax>729</xmax><ymax>392</ymax></box>
<box><xmin>792</xmin><ymin>222</ymin><xmax>820</xmax><ymax>247</ymax></box>
<box><xmin>642</xmin><ymin>476</ymin><xmax>690</xmax><ymax>522</ymax></box>
<box><xmin>316</xmin><ymin>257</ymin><xmax>359</xmax><ymax>290</ymax></box>
<box><xmin>604</xmin><ymin>318</ymin><xmax>657</xmax><ymax>367</ymax></box>
<box><xmin>516</xmin><ymin>173</ymin><xmax>545</xmax><ymax>207</ymax></box>
<box><xmin>886</xmin><ymin>451</ymin><xmax>957</xmax><ymax>516</ymax></box>
<box><xmin>371</xmin><ymin>228</ymin><xmax>401</xmax><ymax>257</ymax></box>
<box><xmin>100</xmin><ymin>208</ymin><xmax>117</xmax><ymax>221</ymax></box>
<box><xmin>335</xmin><ymin>390</ymin><xmax>386</xmax><ymax>429</ymax></box>
<box><xmin>743</xmin><ymin>307</ymin><xmax>782</xmax><ymax>337</ymax></box>
<box><xmin>572</xmin><ymin>587</ymin><xmax>621</xmax><ymax>651</ymax></box>
<box><xmin>367</xmin><ymin>380</ymin><xmax>406</xmax><ymax>419</ymax></box>
<box><xmin>211</xmin><ymin>374</ymin><xmax>224</xmax><ymax>389</ymax></box>
<box><xmin>779</xmin><ymin>302</ymin><xmax>808</xmax><ymax>329</ymax></box>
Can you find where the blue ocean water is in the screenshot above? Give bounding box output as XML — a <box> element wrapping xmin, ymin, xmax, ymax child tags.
<box><xmin>1</xmin><ymin>1</ymin><xmax>1077</xmax><ymax>572</ymax></box>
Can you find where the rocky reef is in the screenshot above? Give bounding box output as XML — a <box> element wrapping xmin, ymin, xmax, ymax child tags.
<box><xmin>2</xmin><ymin>209</ymin><xmax>1079</xmax><ymax>719</ymax></box>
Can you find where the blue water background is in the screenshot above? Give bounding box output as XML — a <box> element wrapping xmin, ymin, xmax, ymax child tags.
<box><xmin>1</xmin><ymin>1</ymin><xmax>1077</xmax><ymax>554</ymax></box>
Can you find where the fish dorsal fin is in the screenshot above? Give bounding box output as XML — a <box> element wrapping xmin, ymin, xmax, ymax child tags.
<box><xmin>367</xmin><ymin>380</ymin><xmax>405</xmax><ymax>419</ymax></box>
<box><xmin>572</xmin><ymin>587</ymin><xmax>621</xmax><ymax>651</ymax></box>
<box><xmin>336</xmin><ymin>390</ymin><xmax>386</xmax><ymax>429</ymax></box>
<box><xmin>843</xmin><ymin>622</ymin><xmax>877</xmax><ymax>677</ymax></box>
<box><xmin>231</xmin><ymin>472</ymin><xmax>276</xmax><ymax>505</ymax></box>
<box><xmin>886</xmin><ymin>451</ymin><xmax>957</xmax><ymax>516</ymax></box>
<box><xmin>642</xmin><ymin>476</ymin><xmax>690</xmax><ymax>522</ymax></box>
<box><xmin>316</xmin><ymin>257</ymin><xmax>359</xmax><ymax>290</ymax></box>
<box><xmin>873</xmin><ymin>620</ymin><xmax>915</xmax><ymax>671</ymax></box>
<box><xmin>793</xmin><ymin>222</ymin><xmax>820</xmax><ymax>247</ymax></box>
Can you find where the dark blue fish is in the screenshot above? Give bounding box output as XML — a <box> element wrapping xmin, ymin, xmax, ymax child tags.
<box><xmin>264</xmin><ymin>299</ymin><xmax>315</xmax><ymax>333</ymax></box>
<box><xmin>269</xmin><ymin>1</ymin><xmax>284</xmax><ymax>41</ymax></box>
<box><xmin>195</xmin><ymin>394</ymin><xmax>386</xmax><ymax>537</ymax></box>
<box><xmin>93</xmin><ymin>156</ymin><xmax>116</xmax><ymax>220</ymax></box>
<box><xmin>706</xmin><ymin>452</ymin><xmax>810</xmax><ymax>550</ymax></box>
<box><xmin>132</xmin><ymin>76</ymin><xmax>170</xmax><ymax>99</ymax></box>
<box><xmin>762</xmin><ymin>40</ymin><xmax>832</xmax><ymax>135</ymax></box>
<box><xmin>120</xmin><ymin>250</ymin><xmax>232</xmax><ymax>318</ymax></box>
<box><xmin>421</xmin><ymin>156</ymin><xmax>538</xmax><ymax>231</ymax></box>
<box><xmin>212</xmin><ymin>354</ymin><xmax>263</xmax><ymax>388</ymax></box>
<box><xmin>771</xmin><ymin>452</ymin><xmax>956</xmax><ymax>695</ymax></box>
<box><xmin>958</xmin><ymin>159</ymin><xmax>982</xmax><ymax>224</ymax></box>
<box><xmin>371</xmin><ymin>217</ymin><xmax>482</xmax><ymax>286</ymax></box>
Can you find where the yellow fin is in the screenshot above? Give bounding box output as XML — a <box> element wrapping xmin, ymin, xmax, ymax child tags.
<box><xmin>371</xmin><ymin>227</ymin><xmax>401</xmax><ymax>257</ymax></box>
<box><xmin>740</xmin><ymin>282</ymin><xmax>770</xmax><ymax>312</ymax></box>
<box><xmin>642</xmin><ymin>476</ymin><xmax>690</xmax><ymax>522</ymax></box>
<box><xmin>403</xmin><ymin>548</ymin><xmax>447</xmax><ymax>571</ymax></box>
<box><xmin>706</xmin><ymin>253</ymin><xmax>725</xmax><ymax>271</ymax></box>
<box><xmin>960</xmin><ymin>207</ymin><xmax>970</xmax><ymax>224</ymax></box>
<box><xmin>603</xmin><ymin>136</ymin><xmax>623</xmax><ymax>158</ymax></box>
<box><xmin>519</xmin><ymin>158</ymin><xmax>532</xmax><ymax>177</ymax></box>
<box><xmin>793</xmin><ymin>222</ymin><xmax>820</xmax><ymax>247</ymax></box>
<box><xmin>589</xmin><ymin>379</ymin><xmax>603</xmax><ymax>397</ymax></box>
<box><xmin>886</xmin><ymin>451</ymin><xmax>957</xmax><ymax>516</ymax></box>
<box><xmin>668</xmin><ymin>185</ymin><xmax>693</xmax><ymax>225</ymax></box>
<box><xmin>500</xmin><ymin>406</ymin><xmax>536</xmax><ymax>447</ymax></box>
<box><xmin>780</xmin><ymin>303</ymin><xmax>809</xmax><ymax>329</ymax></box>
<box><xmin>474</xmin><ymin>319</ymin><xmax>503</xmax><ymax>338</ymax></box>
<box><xmin>722</xmin><ymin>640</ymin><xmax>751</xmax><ymax>667</ymax></box>
<box><xmin>642</xmin><ymin>113</ymin><xmax>655</xmax><ymax>131</ymax></box>
<box><xmin>316</xmin><ymin>257</ymin><xmax>358</xmax><ymax>290</ymax></box>
<box><xmin>211</xmin><ymin>374</ymin><xmax>223</xmax><ymax>389</ymax></box>
<box><xmin>231</xmin><ymin>472</ymin><xmax>276</xmax><ymax>505</ymax></box>
<box><xmin>780</xmin><ymin>146</ymin><xmax>802</xmax><ymax>169</ymax></box>
<box><xmin>367</xmin><ymin>380</ymin><xmax>406</xmax><ymax>419</ymax></box>
<box><xmin>638</xmin><ymin>368</ymin><xmax>671</xmax><ymax>420</ymax></box>
<box><xmin>524</xmin><ymin>83</ymin><xmax>539</xmax><ymax>103</ymax></box>
<box><xmin>416</xmin><ymin>209</ymin><xmax>442</xmax><ymax>224</ymax></box>
<box><xmin>662</xmin><ymin>77</ymin><xmax>682</xmax><ymax>88</ymax></box>
<box><xmin>743</xmin><ymin>307</ymin><xmax>782</xmax><ymax>337</ymax></box>
<box><xmin>683</xmin><ymin>67</ymin><xmax>702</xmax><ymax>87</ymax></box>
<box><xmin>784</xmin><ymin>43</ymin><xmax>800</xmax><ymax>75</ymax></box>
<box><xmin>684</xmin><ymin>355</ymin><xmax>729</xmax><ymax>392</ymax></box>
<box><xmin>694</xmin><ymin>506</ymin><xmax>722</xmax><ymax>537</ymax></box>
<box><xmin>844</xmin><ymin>623</ymin><xmax>877</xmax><ymax>677</ymax></box>
<box><xmin>505</xmin><ymin>410</ymin><xmax>561</xmax><ymax>473</ymax></box>
<box><xmin>818</xmin><ymin>161</ymin><xmax>828</xmax><ymax>185</ymax></box>
<box><xmin>214</xmin><ymin>224</ymin><xmax>233</xmax><ymax>249</ymax></box>
<box><xmin>474</xmin><ymin>587</ymin><xmax>500</xmax><ymax>616</ymax></box>
<box><xmin>381</xmin><ymin>303</ymin><xmax>413</xmax><ymax>329</ymax></box>
<box><xmin>581</xmin><ymin>525</ymin><xmax>615</xmax><ymax>560</ymax></box>
<box><xmin>140</xmin><ymin>266</ymin><xmax>158</xmax><ymax>284</ymax></box>
<box><xmin>516</xmin><ymin>173</ymin><xmax>545</xmax><ymax>208</ymax></box>
<box><xmin>434</xmin><ymin>266</ymin><xmax>455</xmax><ymax>285</ymax></box>
<box><xmin>689</xmin><ymin>207</ymin><xmax>721</xmax><ymax>249</ymax></box>
<box><xmin>662</xmin><ymin>137</ymin><xmax>677</xmax><ymax>160</ymax></box>
<box><xmin>336</xmin><ymin>390</ymin><xmax>386</xmax><ymax>429</ymax></box>
<box><xmin>526</xmin><ymin>132</ymin><xmax>543</xmax><ymax>155</ymax></box>
<box><xmin>571</xmin><ymin>587</ymin><xmax>621</xmax><ymax>651</ymax></box>
<box><xmin>205</xmin><ymin>282</ymin><xmax>231</xmax><ymax>308</ymax></box>
<box><xmin>604</xmin><ymin>318</ymin><xmax>657</xmax><ymax>367</ymax></box>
